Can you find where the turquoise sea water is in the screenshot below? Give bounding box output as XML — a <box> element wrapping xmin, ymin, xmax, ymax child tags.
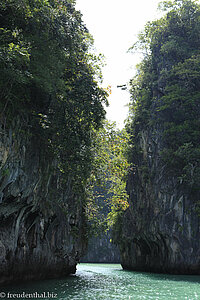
<box><xmin>2</xmin><ymin>263</ymin><xmax>200</xmax><ymax>299</ymax></box>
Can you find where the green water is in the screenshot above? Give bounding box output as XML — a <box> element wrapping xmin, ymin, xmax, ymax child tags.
<box><xmin>2</xmin><ymin>263</ymin><xmax>200</xmax><ymax>299</ymax></box>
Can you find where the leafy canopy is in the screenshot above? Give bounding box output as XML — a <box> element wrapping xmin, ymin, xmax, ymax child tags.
<box><xmin>85</xmin><ymin>121</ymin><xmax>131</xmax><ymax>236</ymax></box>
<box><xmin>0</xmin><ymin>0</ymin><xmax>108</xmax><ymax>206</ymax></box>
<box><xmin>127</xmin><ymin>0</ymin><xmax>200</xmax><ymax>193</ymax></box>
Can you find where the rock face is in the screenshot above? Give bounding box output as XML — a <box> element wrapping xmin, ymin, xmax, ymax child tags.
<box><xmin>0</xmin><ymin>119</ymin><xmax>87</xmax><ymax>285</ymax></box>
<box><xmin>118</xmin><ymin>1</ymin><xmax>200</xmax><ymax>274</ymax></box>
<box><xmin>82</xmin><ymin>232</ymin><xmax>120</xmax><ymax>263</ymax></box>
<box><xmin>119</xmin><ymin>125</ymin><xmax>200</xmax><ymax>274</ymax></box>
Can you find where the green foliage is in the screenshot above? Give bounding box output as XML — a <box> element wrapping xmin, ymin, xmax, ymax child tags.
<box><xmin>85</xmin><ymin>121</ymin><xmax>131</xmax><ymax>235</ymax></box>
<box><xmin>127</xmin><ymin>0</ymin><xmax>200</xmax><ymax>193</ymax></box>
<box><xmin>0</xmin><ymin>0</ymin><xmax>108</xmax><ymax>207</ymax></box>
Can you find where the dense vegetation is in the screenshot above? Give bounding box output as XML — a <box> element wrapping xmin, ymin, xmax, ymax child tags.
<box><xmin>0</xmin><ymin>0</ymin><xmax>130</xmax><ymax>239</ymax></box>
<box><xmin>127</xmin><ymin>0</ymin><xmax>200</xmax><ymax>195</ymax></box>
<box><xmin>86</xmin><ymin>121</ymin><xmax>130</xmax><ymax>236</ymax></box>
<box><xmin>0</xmin><ymin>0</ymin><xmax>109</xmax><ymax>209</ymax></box>
<box><xmin>3</xmin><ymin>0</ymin><xmax>200</xmax><ymax>248</ymax></box>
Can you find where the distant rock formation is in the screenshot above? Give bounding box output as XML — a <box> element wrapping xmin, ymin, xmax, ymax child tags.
<box><xmin>82</xmin><ymin>231</ymin><xmax>120</xmax><ymax>263</ymax></box>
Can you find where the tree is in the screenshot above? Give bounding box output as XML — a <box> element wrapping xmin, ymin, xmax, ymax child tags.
<box><xmin>85</xmin><ymin>121</ymin><xmax>130</xmax><ymax>236</ymax></box>
<box><xmin>0</xmin><ymin>0</ymin><xmax>108</xmax><ymax>210</ymax></box>
<box><xmin>127</xmin><ymin>0</ymin><xmax>200</xmax><ymax>193</ymax></box>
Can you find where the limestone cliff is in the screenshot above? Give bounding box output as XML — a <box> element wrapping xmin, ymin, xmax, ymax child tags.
<box><xmin>119</xmin><ymin>115</ymin><xmax>200</xmax><ymax>274</ymax></box>
<box><xmin>0</xmin><ymin>118</ymin><xmax>87</xmax><ymax>285</ymax></box>
<box><xmin>0</xmin><ymin>0</ymin><xmax>107</xmax><ymax>285</ymax></box>
<box><xmin>117</xmin><ymin>0</ymin><xmax>200</xmax><ymax>275</ymax></box>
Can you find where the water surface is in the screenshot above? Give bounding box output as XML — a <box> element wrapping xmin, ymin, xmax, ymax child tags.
<box><xmin>2</xmin><ymin>263</ymin><xmax>200</xmax><ymax>299</ymax></box>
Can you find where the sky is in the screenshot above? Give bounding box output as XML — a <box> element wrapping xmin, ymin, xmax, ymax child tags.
<box><xmin>75</xmin><ymin>0</ymin><xmax>164</xmax><ymax>128</ymax></box>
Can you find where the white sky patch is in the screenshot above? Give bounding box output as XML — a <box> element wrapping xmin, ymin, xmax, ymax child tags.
<box><xmin>76</xmin><ymin>0</ymin><xmax>163</xmax><ymax>128</ymax></box>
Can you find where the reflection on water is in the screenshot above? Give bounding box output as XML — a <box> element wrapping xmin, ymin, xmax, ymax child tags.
<box><xmin>2</xmin><ymin>263</ymin><xmax>200</xmax><ymax>299</ymax></box>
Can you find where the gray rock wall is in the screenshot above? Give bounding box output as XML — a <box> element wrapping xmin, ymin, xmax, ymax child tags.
<box><xmin>0</xmin><ymin>119</ymin><xmax>87</xmax><ymax>284</ymax></box>
<box><xmin>119</xmin><ymin>125</ymin><xmax>200</xmax><ymax>274</ymax></box>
